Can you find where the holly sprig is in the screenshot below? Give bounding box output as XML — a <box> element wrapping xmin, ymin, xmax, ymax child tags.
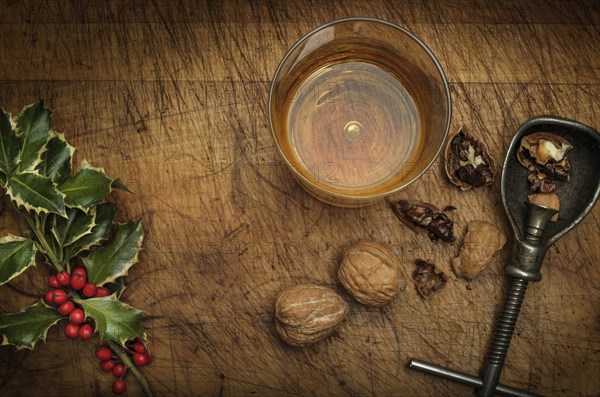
<box><xmin>0</xmin><ymin>101</ymin><xmax>152</xmax><ymax>396</ymax></box>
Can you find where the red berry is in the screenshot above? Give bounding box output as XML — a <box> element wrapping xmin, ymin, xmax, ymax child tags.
<box><xmin>79</xmin><ymin>323</ymin><xmax>93</xmax><ymax>340</ymax></box>
<box><xmin>101</xmin><ymin>360</ymin><xmax>115</xmax><ymax>372</ymax></box>
<box><xmin>132</xmin><ymin>341</ymin><xmax>146</xmax><ymax>353</ymax></box>
<box><xmin>145</xmin><ymin>352</ymin><xmax>153</xmax><ymax>365</ymax></box>
<box><xmin>65</xmin><ymin>323</ymin><xmax>80</xmax><ymax>339</ymax></box>
<box><xmin>72</xmin><ymin>267</ymin><xmax>87</xmax><ymax>278</ymax></box>
<box><xmin>52</xmin><ymin>289</ymin><xmax>68</xmax><ymax>305</ymax></box>
<box><xmin>112</xmin><ymin>363</ymin><xmax>126</xmax><ymax>378</ymax></box>
<box><xmin>95</xmin><ymin>287</ymin><xmax>110</xmax><ymax>297</ymax></box>
<box><xmin>112</xmin><ymin>379</ymin><xmax>126</xmax><ymax>394</ymax></box>
<box><xmin>44</xmin><ymin>290</ymin><xmax>55</xmax><ymax>305</ymax></box>
<box><xmin>133</xmin><ymin>352</ymin><xmax>148</xmax><ymax>367</ymax></box>
<box><xmin>58</xmin><ymin>301</ymin><xmax>75</xmax><ymax>316</ymax></box>
<box><xmin>82</xmin><ymin>282</ymin><xmax>97</xmax><ymax>298</ymax></box>
<box><xmin>70</xmin><ymin>274</ymin><xmax>86</xmax><ymax>290</ymax></box>
<box><xmin>70</xmin><ymin>308</ymin><xmax>85</xmax><ymax>324</ymax></box>
<box><xmin>56</xmin><ymin>271</ymin><xmax>70</xmax><ymax>286</ymax></box>
<box><xmin>96</xmin><ymin>346</ymin><xmax>113</xmax><ymax>361</ymax></box>
<box><xmin>48</xmin><ymin>275</ymin><xmax>60</xmax><ymax>288</ymax></box>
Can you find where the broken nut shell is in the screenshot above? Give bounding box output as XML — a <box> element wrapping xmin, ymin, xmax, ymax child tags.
<box><xmin>412</xmin><ymin>259</ymin><xmax>447</xmax><ymax>299</ymax></box>
<box><xmin>517</xmin><ymin>132</ymin><xmax>573</xmax><ymax>180</ymax></box>
<box><xmin>528</xmin><ymin>193</ymin><xmax>560</xmax><ymax>221</ymax></box>
<box><xmin>444</xmin><ymin>127</ymin><xmax>497</xmax><ymax>190</ymax></box>
<box><xmin>388</xmin><ymin>199</ymin><xmax>455</xmax><ymax>242</ymax></box>
<box><xmin>452</xmin><ymin>220</ymin><xmax>507</xmax><ymax>280</ymax></box>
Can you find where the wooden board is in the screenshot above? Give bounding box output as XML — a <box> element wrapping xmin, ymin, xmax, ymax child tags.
<box><xmin>1</xmin><ymin>1</ymin><xmax>599</xmax><ymax>396</ymax></box>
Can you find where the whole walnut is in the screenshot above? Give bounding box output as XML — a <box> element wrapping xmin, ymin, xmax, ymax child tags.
<box><xmin>338</xmin><ymin>240</ymin><xmax>407</xmax><ymax>307</ymax></box>
<box><xmin>275</xmin><ymin>284</ymin><xmax>348</xmax><ymax>347</ymax></box>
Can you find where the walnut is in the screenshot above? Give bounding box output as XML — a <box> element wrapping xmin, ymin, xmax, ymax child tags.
<box><xmin>517</xmin><ymin>132</ymin><xmax>572</xmax><ymax>180</ymax></box>
<box><xmin>444</xmin><ymin>127</ymin><xmax>497</xmax><ymax>190</ymax></box>
<box><xmin>274</xmin><ymin>284</ymin><xmax>348</xmax><ymax>347</ymax></box>
<box><xmin>527</xmin><ymin>172</ymin><xmax>557</xmax><ymax>193</ymax></box>
<box><xmin>412</xmin><ymin>259</ymin><xmax>447</xmax><ymax>299</ymax></box>
<box><xmin>452</xmin><ymin>220</ymin><xmax>507</xmax><ymax>280</ymax></box>
<box><xmin>528</xmin><ymin>193</ymin><xmax>560</xmax><ymax>221</ymax></box>
<box><xmin>388</xmin><ymin>199</ymin><xmax>455</xmax><ymax>242</ymax></box>
<box><xmin>338</xmin><ymin>240</ymin><xmax>407</xmax><ymax>307</ymax></box>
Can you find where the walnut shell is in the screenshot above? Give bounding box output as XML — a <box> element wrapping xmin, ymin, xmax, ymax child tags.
<box><xmin>444</xmin><ymin>127</ymin><xmax>497</xmax><ymax>191</ymax></box>
<box><xmin>452</xmin><ymin>220</ymin><xmax>507</xmax><ymax>280</ymax></box>
<box><xmin>338</xmin><ymin>240</ymin><xmax>406</xmax><ymax>307</ymax></box>
<box><xmin>275</xmin><ymin>284</ymin><xmax>348</xmax><ymax>347</ymax></box>
<box><xmin>528</xmin><ymin>193</ymin><xmax>560</xmax><ymax>221</ymax></box>
<box><xmin>388</xmin><ymin>199</ymin><xmax>455</xmax><ymax>242</ymax></box>
<box><xmin>517</xmin><ymin>132</ymin><xmax>572</xmax><ymax>180</ymax></box>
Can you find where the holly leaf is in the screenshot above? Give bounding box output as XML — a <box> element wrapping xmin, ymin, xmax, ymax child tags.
<box><xmin>0</xmin><ymin>108</ymin><xmax>20</xmax><ymax>179</ymax></box>
<box><xmin>38</xmin><ymin>132</ymin><xmax>74</xmax><ymax>184</ymax></box>
<box><xmin>63</xmin><ymin>202</ymin><xmax>117</xmax><ymax>260</ymax></box>
<box><xmin>0</xmin><ymin>301</ymin><xmax>63</xmax><ymax>350</ymax></box>
<box><xmin>51</xmin><ymin>207</ymin><xmax>95</xmax><ymax>249</ymax></box>
<box><xmin>59</xmin><ymin>160</ymin><xmax>114</xmax><ymax>211</ymax></box>
<box><xmin>74</xmin><ymin>295</ymin><xmax>145</xmax><ymax>346</ymax></box>
<box><xmin>106</xmin><ymin>278</ymin><xmax>127</xmax><ymax>299</ymax></box>
<box><xmin>15</xmin><ymin>101</ymin><xmax>53</xmax><ymax>172</ymax></box>
<box><xmin>111</xmin><ymin>178</ymin><xmax>133</xmax><ymax>194</ymax></box>
<box><xmin>0</xmin><ymin>235</ymin><xmax>37</xmax><ymax>286</ymax></box>
<box><xmin>83</xmin><ymin>221</ymin><xmax>143</xmax><ymax>286</ymax></box>
<box><xmin>6</xmin><ymin>171</ymin><xmax>66</xmax><ymax>216</ymax></box>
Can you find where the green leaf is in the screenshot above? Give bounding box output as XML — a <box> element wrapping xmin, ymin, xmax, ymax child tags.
<box><xmin>63</xmin><ymin>202</ymin><xmax>117</xmax><ymax>260</ymax></box>
<box><xmin>0</xmin><ymin>108</ymin><xmax>20</xmax><ymax>178</ymax></box>
<box><xmin>0</xmin><ymin>235</ymin><xmax>37</xmax><ymax>286</ymax></box>
<box><xmin>0</xmin><ymin>301</ymin><xmax>63</xmax><ymax>350</ymax></box>
<box><xmin>106</xmin><ymin>277</ymin><xmax>127</xmax><ymax>299</ymax></box>
<box><xmin>16</xmin><ymin>101</ymin><xmax>53</xmax><ymax>172</ymax></box>
<box><xmin>83</xmin><ymin>221</ymin><xmax>143</xmax><ymax>286</ymax></box>
<box><xmin>51</xmin><ymin>207</ymin><xmax>95</xmax><ymax>248</ymax></box>
<box><xmin>6</xmin><ymin>171</ymin><xmax>66</xmax><ymax>216</ymax></box>
<box><xmin>38</xmin><ymin>132</ymin><xmax>74</xmax><ymax>184</ymax></box>
<box><xmin>74</xmin><ymin>295</ymin><xmax>145</xmax><ymax>346</ymax></box>
<box><xmin>59</xmin><ymin>160</ymin><xmax>113</xmax><ymax>211</ymax></box>
<box><xmin>111</xmin><ymin>178</ymin><xmax>133</xmax><ymax>194</ymax></box>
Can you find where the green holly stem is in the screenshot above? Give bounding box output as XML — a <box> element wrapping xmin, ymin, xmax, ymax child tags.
<box><xmin>108</xmin><ymin>340</ymin><xmax>153</xmax><ymax>397</ymax></box>
<box><xmin>20</xmin><ymin>210</ymin><xmax>64</xmax><ymax>272</ymax></box>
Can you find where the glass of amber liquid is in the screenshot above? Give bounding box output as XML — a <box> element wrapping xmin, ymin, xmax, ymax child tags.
<box><xmin>269</xmin><ymin>18</ymin><xmax>451</xmax><ymax>207</ymax></box>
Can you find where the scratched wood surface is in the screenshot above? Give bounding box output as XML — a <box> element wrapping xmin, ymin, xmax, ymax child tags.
<box><xmin>0</xmin><ymin>1</ymin><xmax>599</xmax><ymax>396</ymax></box>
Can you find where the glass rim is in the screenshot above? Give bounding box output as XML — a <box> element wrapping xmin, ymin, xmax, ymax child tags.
<box><xmin>268</xmin><ymin>17</ymin><xmax>452</xmax><ymax>201</ymax></box>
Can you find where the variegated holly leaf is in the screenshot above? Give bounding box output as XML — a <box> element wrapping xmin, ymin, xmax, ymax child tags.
<box><xmin>51</xmin><ymin>207</ymin><xmax>95</xmax><ymax>249</ymax></box>
<box><xmin>74</xmin><ymin>295</ymin><xmax>145</xmax><ymax>346</ymax></box>
<box><xmin>0</xmin><ymin>108</ymin><xmax>20</xmax><ymax>180</ymax></box>
<box><xmin>63</xmin><ymin>202</ymin><xmax>117</xmax><ymax>260</ymax></box>
<box><xmin>106</xmin><ymin>277</ymin><xmax>127</xmax><ymax>299</ymax></box>
<box><xmin>59</xmin><ymin>160</ymin><xmax>122</xmax><ymax>211</ymax></box>
<box><xmin>6</xmin><ymin>171</ymin><xmax>66</xmax><ymax>216</ymax></box>
<box><xmin>111</xmin><ymin>178</ymin><xmax>133</xmax><ymax>193</ymax></box>
<box><xmin>0</xmin><ymin>301</ymin><xmax>63</xmax><ymax>349</ymax></box>
<box><xmin>38</xmin><ymin>132</ymin><xmax>74</xmax><ymax>184</ymax></box>
<box><xmin>0</xmin><ymin>235</ymin><xmax>37</xmax><ymax>286</ymax></box>
<box><xmin>83</xmin><ymin>221</ymin><xmax>143</xmax><ymax>286</ymax></box>
<box><xmin>15</xmin><ymin>101</ymin><xmax>53</xmax><ymax>172</ymax></box>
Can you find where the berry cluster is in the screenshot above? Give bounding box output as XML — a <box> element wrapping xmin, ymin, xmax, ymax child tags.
<box><xmin>44</xmin><ymin>267</ymin><xmax>109</xmax><ymax>340</ymax></box>
<box><xmin>95</xmin><ymin>341</ymin><xmax>153</xmax><ymax>394</ymax></box>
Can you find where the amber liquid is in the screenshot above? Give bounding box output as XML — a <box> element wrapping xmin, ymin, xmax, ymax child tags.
<box><xmin>281</xmin><ymin>56</ymin><xmax>423</xmax><ymax>195</ymax></box>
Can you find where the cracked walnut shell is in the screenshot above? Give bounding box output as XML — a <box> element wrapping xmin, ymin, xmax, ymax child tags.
<box><xmin>338</xmin><ymin>240</ymin><xmax>407</xmax><ymax>307</ymax></box>
<box><xmin>444</xmin><ymin>127</ymin><xmax>497</xmax><ymax>190</ymax></box>
<box><xmin>452</xmin><ymin>220</ymin><xmax>507</xmax><ymax>280</ymax></box>
<box><xmin>275</xmin><ymin>284</ymin><xmax>348</xmax><ymax>347</ymax></box>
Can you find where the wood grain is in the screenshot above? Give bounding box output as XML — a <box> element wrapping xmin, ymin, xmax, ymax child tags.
<box><xmin>1</xmin><ymin>1</ymin><xmax>599</xmax><ymax>396</ymax></box>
